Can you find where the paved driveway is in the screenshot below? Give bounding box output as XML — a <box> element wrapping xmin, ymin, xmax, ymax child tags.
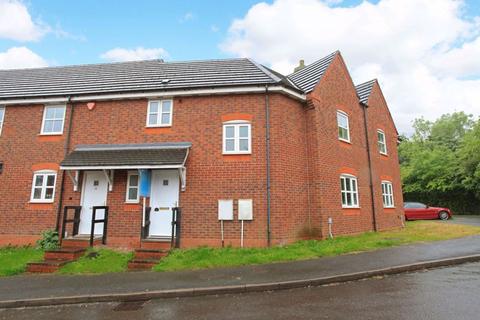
<box><xmin>448</xmin><ymin>215</ymin><xmax>480</xmax><ymax>227</ymax></box>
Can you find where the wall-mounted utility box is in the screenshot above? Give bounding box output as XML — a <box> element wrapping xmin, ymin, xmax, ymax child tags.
<box><xmin>238</xmin><ymin>199</ymin><xmax>253</xmax><ymax>220</ymax></box>
<box><xmin>218</xmin><ymin>199</ymin><xmax>233</xmax><ymax>220</ymax></box>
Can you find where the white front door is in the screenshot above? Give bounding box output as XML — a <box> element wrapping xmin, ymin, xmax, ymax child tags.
<box><xmin>79</xmin><ymin>171</ymin><xmax>108</xmax><ymax>235</ymax></box>
<box><xmin>149</xmin><ymin>170</ymin><xmax>180</xmax><ymax>237</ymax></box>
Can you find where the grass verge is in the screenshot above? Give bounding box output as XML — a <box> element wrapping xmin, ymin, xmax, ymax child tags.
<box><xmin>58</xmin><ymin>249</ymin><xmax>133</xmax><ymax>274</ymax></box>
<box><xmin>0</xmin><ymin>246</ymin><xmax>43</xmax><ymax>277</ymax></box>
<box><xmin>153</xmin><ymin>221</ymin><xmax>480</xmax><ymax>272</ymax></box>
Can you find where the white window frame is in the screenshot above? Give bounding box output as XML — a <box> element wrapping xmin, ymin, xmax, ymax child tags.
<box><xmin>381</xmin><ymin>181</ymin><xmax>395</xmax><ymax>208</ymax></box>
<box><xmin>40</xmin><ymin>105</ymin><xmax>66</xmax><ymax>135</ymax></box>
<box><xmin>0</xmin><ymin>106</ymin><xmax>4</xmax><ymax>136</ymax></box>
<box><xmin>146</xmin><ymin>99</ymin><xmax>173</xmax><ymax>127</ymax></box>
<box><xmin>125</xmin><ymin>171</ymin><xmax>140</xmax><ymax>203</ymax></box>
<box><xmin>30</xmin><ymin>170</ymin><xmax>57</xmax><ymax>203</ymax></box>
<box><xmin>340</xmin><ymin>174</ymin><xmax>359</xmax><ymax>208</ymax></box>
<box><xmin>337</xmin><ymin>110</ymin><xmax>350</xmax><ymax>142</ymax></box>
<box><xmin>222</xmin><ymin>120</ymin><xmax>252</xmax><ymax>155</ymax></box>
<box><xmin>377</xmin><ymin>129</ymin><xmax>387</xmax><ymax>155</ymax></box>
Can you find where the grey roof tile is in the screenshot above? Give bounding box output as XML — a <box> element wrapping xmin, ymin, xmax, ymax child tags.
<box><xmin>287</xmin><ymin>51</ymin><xmax>338</xmax><ymax>93</ymax></box>
<box><xmin>0</xmin><ymin>58</ymin><xmax>284</xmax><ymax>100</ymax></box>
<box><xmin>61</xmin><ymin>143</ymin><xmax>190</xmax><ymax>168</ymax></box>
<box><xmin>355</xmin><ymin>79</ymin><xmax>377</xmax><ymax>104</ymax></box>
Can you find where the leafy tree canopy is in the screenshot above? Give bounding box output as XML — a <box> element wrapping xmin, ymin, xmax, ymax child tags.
<box><xmin>400</xmin><ymin>112</ymin><xmax>479</xmax><ymax>200</ymax></box>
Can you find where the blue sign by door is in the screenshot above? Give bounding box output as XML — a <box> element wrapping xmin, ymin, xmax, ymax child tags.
<box><xmin>139</xmin><ymin>169</ymin><xmax>151</xmax><ymax>197</ymax></box>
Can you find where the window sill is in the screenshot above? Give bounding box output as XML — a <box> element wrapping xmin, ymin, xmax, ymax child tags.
<box><xmin>29</xmin><ymin>200</ymin><xmax>54</xmax><ymax>204</ymax></box>
<box><xmin>125</xmin><ymin>201</ymin><xmax>140</xmax><ymax>204</ymax></box>
<box><xmin>38</xmin><ymin>132</ymin><xmax>64</xmax><ymax>136</ymax></box>
<box><xmin>223</xmin><ymin>152</ymin><xmax>252</xmax><ymax>155</ymax></box>
<box><xmin>145</xmin><ymin>125</ymin><xmax>172</xmax><ymax>128</ymax></box>
<box><xmin>384</xmin><ymin>206</ymin><xmax>396</xmax><ymax>209</ymax></box>
<box><xmin>338</xmin><ymin>138</ymin><xmax>352</xmax><ymax>145</ymax></box>
<box><xmin>380</xmin><ymin>152</ymin><xmax>389</xmax><ymax>157</ymax></box>
<box><xmin>342</xmin><ymin>206</ymin><xmax>360</xmax><ymax>209</ymax></box>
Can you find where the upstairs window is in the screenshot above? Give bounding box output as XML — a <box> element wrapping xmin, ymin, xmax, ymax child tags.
<box><xmin>30</xmin><ymin>171</ymin><xmax>57</xmax><ymax>203</ymax></box>
<box><xmin>223</xmin><ymin>121</ymin><xmax>251</xmax><ymax>154</ymax></box>
<box><xmin>0</xmin><ymin>106</ymin><xmax>4</xmax><ymax>136</ymax></box>
<box><xmin>377</xmin><ymin>129</ymin><xmax>387</xmax><ymax>155</ymax></box>
<box><xmin>41</xmin><ymin>105</ymin><xmax>66</xmax><ymax>135</ymax></box>
<box><xmin>337</xmin><ymin>111</ymin><xmax>350</xmax><ymax>142</ymax></box>
<box><xmin>126</xmin><ymin>171</ymin><xmax>140</xmax><ymax>203</ymax></box>
<box><xmin>147</xmin><ymin>100</ymin><xmax>173</xmax><ymax>127</ymax></box>
<box><xmin>340</xmin><ymin>174</ymin><xmax>359</xmax><ymax>208</ymax></box>
<box><xmin>381</xmin><ymin>181</ymin><xmax>394</xmax><ymax>208</ymax></box>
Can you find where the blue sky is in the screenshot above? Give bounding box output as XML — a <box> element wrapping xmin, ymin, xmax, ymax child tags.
<box><xmin>4</xmin><ymin>0</ymin><xmax>477</xmax><ymax>66</ymax></box>
<box><xmin>1</xmin><ymin>0</ymin><xmax>480</xmax><ymax>133</ymax></box>
<box><xmin>0</xmin><ymin>0</ymin><xmax>263</xmax><ymax>65</ymax></box>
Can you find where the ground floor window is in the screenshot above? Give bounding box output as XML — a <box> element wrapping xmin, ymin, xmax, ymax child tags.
<box><xmin>340</xmin><ymin>174</ymin><xmax>359</xmax><ymax>208</ymax></box>
<box><xmin>126</xmin><ymin>171</ymin><xmax>140</xmax><ymax>203</ymax></box>
<box><xmin>30</xmin><ymin>171</ymin><xmax>57</xmax><ymax>203</ymax></box>
<box><xmin>382</xmin><ymin>181</ymin><xmax>394</xmax><ymax>208</ymax></box>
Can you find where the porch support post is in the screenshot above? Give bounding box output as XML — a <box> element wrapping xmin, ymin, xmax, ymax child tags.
<box><xmin>66</xmin><ymin>170</ymin><xmax>79</xmax><ymax>191</ymax></box>
<box><xmin>179</xmin><ymin>167</ymin><xmax>186</xmax><ymax>191</ymax></box>
<box><xmin>102</xmin><ymin>169</ymin><xmax>114</xmax><ymax>192</ymax></box>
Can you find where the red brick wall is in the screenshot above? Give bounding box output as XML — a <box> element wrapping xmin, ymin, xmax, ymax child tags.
<box><xmin>0</xmin><ymin>93</ymin><xmax>310</xmax><ymax>248</ymax></box>
<box><xmin>365</xmin><ymin>82</ymin><xmax>405</xmax><ymax>230</ymax></box>
<box><xmin>306</xmin><ymin>54</ymin><xmax>377</xmax><ymax>237</ymax></box>
<box><xmin>0</xmin><ymin>103</ymin><xmax>69</xmax><ymax>246</ymax></box>
<box><xmin>0</xmin><ymin>59</ymin><xmax>403</xmax><ymax>248</ymax></box>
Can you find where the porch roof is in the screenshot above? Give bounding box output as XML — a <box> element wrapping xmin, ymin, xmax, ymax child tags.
<box><xmin>60</xmin><ymin>142</ymin><xmax>191</xmax><ymax>170</ymax></box>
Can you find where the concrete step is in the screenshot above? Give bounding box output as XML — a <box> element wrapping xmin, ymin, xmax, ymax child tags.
<box><xmin>127</xmin><ymin>259</ymin><xmax>159</xmax><ymax>271</ymax></box>
<box><xmin>26</xmin><ymin>260</ymin><xmax>70</xmax><ymax>273</ymax></box>
<box><xmin>44</xmin><ymin>247</ymin><xmax>86</xmax><ymax>261</ymax></box>
<box><xmin>133</xmin><ymin>249</ymin><xmax>169</xmax><ymax>260</ymax></box>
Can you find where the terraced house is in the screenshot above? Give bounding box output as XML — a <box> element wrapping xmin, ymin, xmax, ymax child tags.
<box><xmin>0</xmin><ymin>51</ymin><xmax>404</xmax><ymax>251</ymax></box>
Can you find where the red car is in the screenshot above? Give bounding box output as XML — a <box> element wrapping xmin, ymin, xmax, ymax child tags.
<box><xmin>404</xmin><ymin>202</ymin><xmax>452</xmax><ymax>221</ymax></box>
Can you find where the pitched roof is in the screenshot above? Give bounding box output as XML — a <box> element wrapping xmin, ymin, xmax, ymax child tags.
<box><xmin>287</xmin><ymin>51</ymin><xmax>338</xmax><ymax>93</ymax></box>
<box><xmin>0</xmin><ymin>58</ymin><xmax>296</xmax><ymax>100</ymax></box>
<box><xmin>60</xmin><ymin>142</ymin><xmax>191</xmax><ymax>169</ymax></box>
<box><xmin>355</xmin><ymin>79</ymin><xmax>377</xmax><ymax>105</ymax></box>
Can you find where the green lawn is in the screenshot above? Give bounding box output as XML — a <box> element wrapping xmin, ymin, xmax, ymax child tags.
<box><xmin>0</xmin><ymin>246</ymin><xmax>43</xmax><ymax>277</ymax></box>
<box><xmin>1</xmin><ymin>221</ymin><xmax>479</xmax><ymax>276</ymax></box>
<box><xmin>58</xmin><ymin>248</ymin><xmax>133</xmax><ymax>274</ymax></box>
<box><xmin>153</xmin><ymin>221</ymin><xmax>480</xmax><ymax>272</ymax></box>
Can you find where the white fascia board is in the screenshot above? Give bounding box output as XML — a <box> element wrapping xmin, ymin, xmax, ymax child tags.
<box><xmin>0</xmin><ymin>85</ymin><xmax>306</xmax><ymax>105</ymax></box>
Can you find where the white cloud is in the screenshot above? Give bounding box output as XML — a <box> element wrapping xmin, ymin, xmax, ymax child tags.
<box><xmin>0</xmin><ymin>0</ymin><xmax>49</xmax><ymax>41</ymax></box>
<box><xmin>0</xmin><ymin>46</ymin><xmax>48</xmax><ymax>69</ymax></box>
<box><xmin>180</xmin><ymin>12</ymin><xmax>194</xmax><ymax>23</ymax></box>
<box><xmin>221</xmin><ymin>0</ymin><xmax>480</xmax><ymax>134</ymax></box>
<box><xmin>211</xmin><ymin>25</ymin><xmax>220</xmax><ymax>32</ymax></box>
<box><xmin>100</xmin><ymin>47</ymin><xmax>169</xmax><ymax>62</ymax></box>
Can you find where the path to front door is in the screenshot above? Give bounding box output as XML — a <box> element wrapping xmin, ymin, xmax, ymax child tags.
<box><xmin>79</xmin><ymin>171</ymin><xmax>108</xmax><ymax>235</ymax></box>
<box><xmin>149</xmin><ymin>170</ymin><xmax>180</xmax><ymax>237</ymax></box>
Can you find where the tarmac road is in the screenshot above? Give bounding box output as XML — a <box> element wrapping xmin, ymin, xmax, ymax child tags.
<box><xmin>2</xmin><ymin>262</ymin><xmax>479</xmax><ymax>320</ymax></box>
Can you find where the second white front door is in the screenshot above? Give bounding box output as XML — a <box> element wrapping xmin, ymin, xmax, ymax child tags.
<box><xmin>149</xmin><ymin>170</ymin><xmax>180</xmax><ymax>237</ymax></box>
<box><xmin>79</xmin><ymin>171</ymin><xmax>108</xmax><ymax>235</ymax></box>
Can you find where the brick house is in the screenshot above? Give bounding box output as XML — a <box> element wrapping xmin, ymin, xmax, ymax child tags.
<box><xmin>0</xmin><ymin>51</ymin><xmax>404</xmax><ymax>249</ymax></box>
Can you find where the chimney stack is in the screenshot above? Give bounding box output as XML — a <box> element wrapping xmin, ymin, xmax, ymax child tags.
<box><xmin>294</xmin><ymin>59</ymin><xmax>305</xmax><ymax>72</ymax></box>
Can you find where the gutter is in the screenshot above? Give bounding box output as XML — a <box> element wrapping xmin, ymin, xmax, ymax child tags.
<box><xmin>55</xmin><ymin>96</ymin><xmax>74</xmax><ymax>232</ymax></box>
<box><xmin>361</xmin><ymin>102</ymin><xmax>378</xmax><ymax>232</ymax></box>
<box><xmin>265</xmin><ymin>85</ymin><xmax>272</xmax><ymax>246</ymax></box>
<box><xmin>0</xmin><ymin>85</ymin><xmax>306</xmax><ymax>106</ymax></box>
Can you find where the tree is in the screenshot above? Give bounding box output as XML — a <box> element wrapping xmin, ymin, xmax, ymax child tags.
<box><xmin>399</xmin><ymin>112</ymin><xmax>480</xmax><ymax>214</ymax></box>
